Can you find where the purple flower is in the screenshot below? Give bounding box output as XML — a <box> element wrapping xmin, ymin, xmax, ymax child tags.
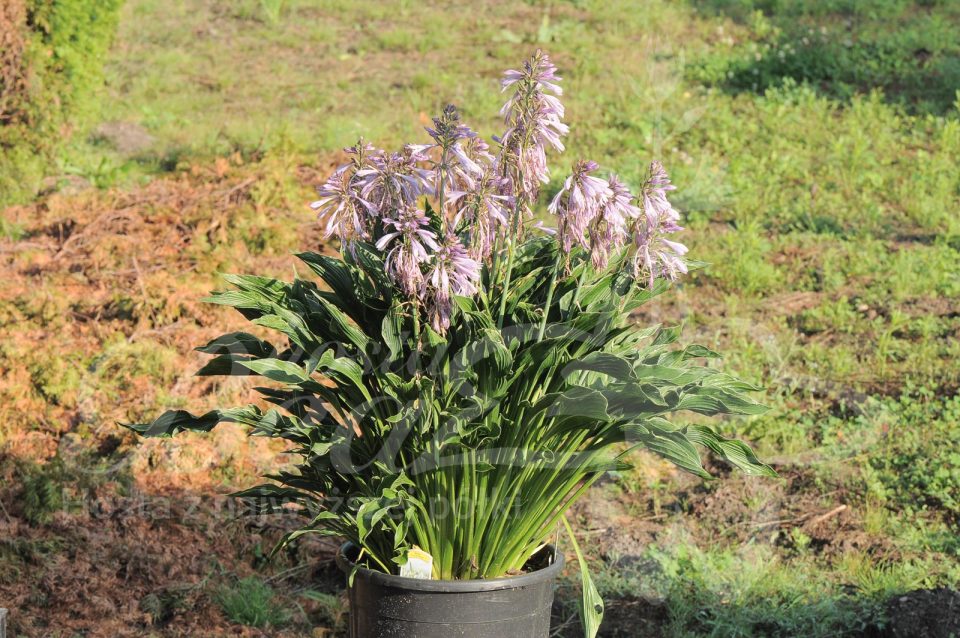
<box><xmin>357</xmin><ymin>150</ymin><xmax>434</xmax><ymax>211</ymax></box>
<box><xmin>449</xmin><ymin>172</ymin><xmax>512</xmax><ymax>261</ymax></box>
<box><xmin>639</xmin><ymin>161</ymin><xmax>680</xmax><ymax>228</ymax></box>
<box><xmin>426</xmin><ymin>104</ymin><xmax>473</xmax><ymax>149</ymax></box>
<box><xmin>497</xmin><ymin>50</ymin><xmax>568</xmax><ymax>205</ymax></box>
<box><xmin>588</xmin><ymin>175</ymin><xmax>641</xmax><ymax>269</ymax></box>
<box><xmin>375</xmin><ymin>206</ymin><xmax>440</xmax><ymax>297</ymax></box>
<box><xmin>310</xmin><ymin>164</ymin><xmax>376</xmax><ymax>244</ymax></box>
<box><xmin>500</xmin><ymin>50</ymin><xmax>564</xmax><ymax>106</ymax></box>
<box><xmin>423</xmin><ymin>233</ymin><xmax>481</xmax><ymax>333</ymax></box>
<box><xmin>344</xmin><ymin>138</ymin><xmax>379</xmax><ymax>168</ymax></box>
<box><xmin>449</xmin><ymin>136</ymin><xmax>494</xmax><ymax>191</ymax></box>
<box><xmin>548</xmin><ymin>160</ymin><xmax>612</xmax><ymax>255</ymax></box>
<box><xmin>404</xmin><ymin>143</ymin><xmax>435</xmax><ymax>163</ymax></box>
<box><xmin>633</xmin><ymin>162</ymin><xmax>688</xmax><ymax>286</ymax></box>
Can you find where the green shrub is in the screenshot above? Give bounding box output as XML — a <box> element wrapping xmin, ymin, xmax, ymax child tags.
<box><xmin>0</xmin><ymin>0</ymin><xmax>124</xmax><ymax>206</ymax></box>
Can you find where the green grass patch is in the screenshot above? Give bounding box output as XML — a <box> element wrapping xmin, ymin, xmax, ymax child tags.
<box><xmin>216</xmin><ymin>576</ymin><xmax>289</xmax><ymax>628</ymax></box>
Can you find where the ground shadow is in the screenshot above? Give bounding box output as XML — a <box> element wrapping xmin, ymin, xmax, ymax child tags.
<box><xmin>688</xmin><ymin>0</ymin><xmax>960</xmax><ymax>115</ymax></box>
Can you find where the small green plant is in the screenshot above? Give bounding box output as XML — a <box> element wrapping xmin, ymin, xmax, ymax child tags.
<box><xmin>259</xmin><ymin>0</ymin><xmax>285</xmax><ymax>25</ymax></box>
<box><xmin>789</xmin><ymin>527</ymin><xmax>812</xmax><ymax>552</ymax></box>
<box><xmin>22</xmin><ymin>466</ymin><xmax>64</xmax><ymax>525</ymax></box>
<box><xmin>689</xmin><ymin>1</ymin><xmax>960</xmax><ymax>115</ymax></box>
<box><xmin>866</xmin><ymin>393</ymin><xmax>960</xmax><ymax>518</ymax></box>
<box><xmin>216</xmin><ymin>576</ymin><xmax>288</xmax><ymax>628</ymax></box>
<box><xmin>0</xmin><ymin>219</ymin><xmax>26</xmax><ymax>241</ymax></box>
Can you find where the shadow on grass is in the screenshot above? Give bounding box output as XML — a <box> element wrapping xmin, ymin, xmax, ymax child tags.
<box><xmin>687</xmin><ymin>0</ymin><xmax>960</xmax><ymax>115</ymax></box>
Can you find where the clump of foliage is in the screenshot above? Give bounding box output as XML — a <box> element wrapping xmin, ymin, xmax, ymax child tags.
<box><xmin>21</xmin><ymin>465</ymin><xmax>64</xmax><ymax>525</ymax></box>
<box><xmin>0</xmin><ymin>0</ymin><xmax>124</xmax><ymax>206</ymax></box>
<box><xmin>129</xmin><ymin>51</ymin><xmax>773</xmax><ymax>634</ymax></box>
<box><xmin>216</xmin><ymin>576</ymin><xmax>289</xmax><ymax>628</ymax></box>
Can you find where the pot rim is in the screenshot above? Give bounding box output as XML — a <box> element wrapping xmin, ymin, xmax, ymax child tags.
<box><xmin>336</xmin><ymin>542</ymin><xmax>564</xmax><ymax>592</ymax></box>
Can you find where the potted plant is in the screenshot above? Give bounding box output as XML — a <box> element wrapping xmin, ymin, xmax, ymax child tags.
<box><xmin>129</xmin><ymin>51</ymin><xmax>774</xmax><ymax>637</ymax></box>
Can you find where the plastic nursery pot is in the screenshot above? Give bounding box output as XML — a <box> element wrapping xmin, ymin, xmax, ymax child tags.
<box><xmin>336</xmin><ymin>542</ymin><xmax>563</xmax><ymax>638</ymax></box>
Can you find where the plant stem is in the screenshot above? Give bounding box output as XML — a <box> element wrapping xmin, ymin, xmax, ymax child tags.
<box><xmin>438</xmin><ymin>146</ymin><xmax>448</xmax><ymax>234</ymax></box>
<box><xmin>536</xmin><ymin>251</ymin><xmax>562</xmax><ymax>342</ymax></box>
<box><xmin>411</xmin><ymin>297</ymin><xmax>421</xmax><ymax>373</ymax></box>
<box><xmin>569</xmin><ymin>262</ymin><xmax>586</xmax><ymax>312</ymax></box>
<box><xmin>496</xmin><ymin>185</ymin><xmax>524</xmax><ymax>329</ymax></box>
<box><xmin>496</xmin><ymin>237</ymin><xmax>517</xmax><ymax>330</ymax></box>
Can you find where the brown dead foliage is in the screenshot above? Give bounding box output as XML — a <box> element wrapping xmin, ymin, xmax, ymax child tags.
<box><xmin>0</xmin><ymin>483</ymin><xmax>340</xmax><ymax>637</ymax></box>
<box><xmin>0</xmin><ymin>156</ymin><xmax>343</xmax><ymax>636</ymax></box>
<box><xmin>0</xmin><ymin>154</ymin><xmax>329</xmax><ymax>461</ymax></box>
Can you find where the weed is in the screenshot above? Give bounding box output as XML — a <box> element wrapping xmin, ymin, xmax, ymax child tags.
<box><xmin>21</xmin><ymin>470</ymin><xmax>63</xmax><ymax>524</ymax></box>
<box><xmin>216</xmin><ymin>576</ymin><xmax>289</xmax><ymax>628</ymax></box>
<box><xmin>259</xmin><ymin>0</ymin><xmax>285</xmax><ymax>25</ymax></box>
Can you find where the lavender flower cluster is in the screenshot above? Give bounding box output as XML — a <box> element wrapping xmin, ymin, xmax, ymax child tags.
<box><xmin>311</xmin><ymin>50</ymin><xmax>687</xmax><ymax>333</ymax></box>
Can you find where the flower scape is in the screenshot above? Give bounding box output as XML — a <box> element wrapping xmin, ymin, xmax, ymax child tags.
<box><xmin>129</xmin><ymin>50</ymin><xmax>774</xmax><ymax>601</ymax></box>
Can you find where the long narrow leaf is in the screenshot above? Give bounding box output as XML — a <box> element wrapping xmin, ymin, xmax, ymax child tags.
<box><xmin>562</xmin><ymin>515</ymin><xmax>604</xmax><ymax>638</ymax></box>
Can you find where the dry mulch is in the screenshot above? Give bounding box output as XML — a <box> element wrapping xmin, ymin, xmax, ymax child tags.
<box><xmin>0</xmin><ymin>156</ymin><xmax>343</xmax><ymax>637</ymax></box>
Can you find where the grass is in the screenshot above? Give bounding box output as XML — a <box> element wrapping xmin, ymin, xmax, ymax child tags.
<box><xmin>216</xmin><ymin>576</ymin><xmax>289</xmax><ymax>628</ymax></box>
<box><xmin>2</xmin><ymin>0</ymin><xmax>959</xmax><ymax>635</ymax></box>
<box><xmin>689</xmin><ymin>0</ymin><xmax>960</xmax><ymax>115</ymax></box>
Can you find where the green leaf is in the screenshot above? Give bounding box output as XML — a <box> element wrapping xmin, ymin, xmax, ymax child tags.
<box><xmin>623</xmin><ymin>421</ymin><xmax>710</xmax><ymax>478</ymax></box>
<box><xmin>601</xmin><ymin>382</ymin><xmax>671</xmax><ymax>415</ymax></box>
<box><xmin>538</xmin><ymin>386</ymin><xmax>611</xmax><ymax>422</ymax></box>
<box><xmin>357</xmin><ymin>498</ymin><xmax>393</xmax><ymax>542</ymax></box>
<box><xmin>124</xmin><ymin>405</ymin><xmax>263</xmax><ymax>438</ymax></box>
<box><xmin>239</xmin><ymin>358</ymin><xmax>311</xmax><ymax>385</ymax></box>
<box><xmin>562</xmin><ymin>515</ymin><xmax>604</xmax><ymax>638</ymax></box>
<box><xmin>309</xmin><ymin>293</ymin><xmax>372</xmax><ymax>351</ymax></box>
<box><xmin>674</xmin><ymin>385</ymin><xmax>769</xmax><ymax>416</ymax></box>
<box><xmin>297</xmin><ymin>252</ymin><xmax>359</xmax><ymax>300</ymax></box>
<box><xmin>562</xmin><ymin>352</ymin><xmax>636</xmax><ymax>381</ymax></box>
<box><xmin>652</xmin><ymin>325</ymin><xmax>681</xmax><ymax>346</ymax></box>
<box><xmin>195</xmin><ymin>332</ymin><xmax>276</xmax><ymax>358</ymax></box>
<box><xmin>686</xmin><ymin>425</ymin><xmax>778</xmax><ymax>477</ymax></box>
<box><xmin>347</xmin><ymin>241</ymin><xmax>393</xmax><ymax>291</ymax></box>
<box><xmin>382</xmin><ymin>300</ymin><xmax>406</xmax><ymax>359</ymax></box>
<box><xmin>317</xmin><ymin>353</ymin><xmax>372</xmax><ymax>402</ymax></box>
<box><xmin>195</xmin><ymin>354</ymin><xmax>260</xmax><ymax>377</ymax></box>
<box><xmin>252</xmin><ymin>309</ymin><xmax>321</xmax><ymax>352</ymax></box>
<box><xmin>230</xmin><ymin>484</ymin><xmax>313</xmax><ymax>514</ymax></box>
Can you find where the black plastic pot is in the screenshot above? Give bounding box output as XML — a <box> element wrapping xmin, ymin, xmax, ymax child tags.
<box><xmin>336</xmin><ymin>543</ymin><xmax>563</xmax><ymax>637</ymax></box>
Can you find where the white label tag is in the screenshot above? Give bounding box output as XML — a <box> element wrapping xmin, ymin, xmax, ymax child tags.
<box><xmin>399</xmin><ymin>547</ymin><xmax>434</xmax><ymax>579</ymax></box>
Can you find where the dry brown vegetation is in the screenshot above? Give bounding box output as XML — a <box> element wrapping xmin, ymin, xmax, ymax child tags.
<box><xmin>0</xmin><ymin>156</ymin><xmax>352</xmax><ymax>637</ymax></box>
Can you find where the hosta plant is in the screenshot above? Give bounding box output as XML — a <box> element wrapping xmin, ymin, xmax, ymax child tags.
<box><xmin>129</xmin><ymin>51</ymin><xmax>774</xmax><ymax>633</ymax></box>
